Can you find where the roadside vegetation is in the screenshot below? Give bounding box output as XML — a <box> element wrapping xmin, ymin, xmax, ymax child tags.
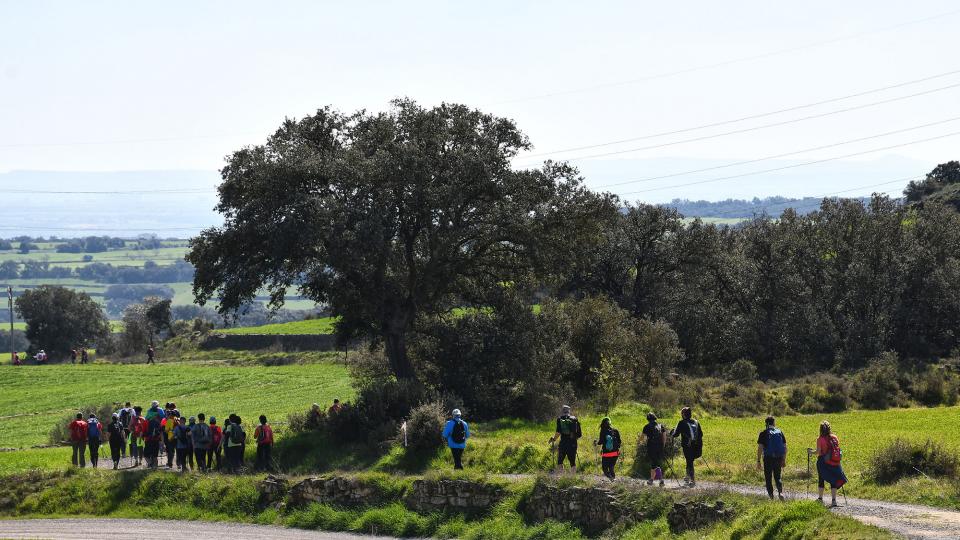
<box><xmin>0</xmin><ymin>469</ymin><xmax>888</xmax><ymax>539</ymax></box>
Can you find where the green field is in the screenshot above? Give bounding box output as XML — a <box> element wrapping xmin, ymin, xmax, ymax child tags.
<box><xmin>220</xmin><ymin>317</ymin><xmax>336</xmax><ymax>335</ymax></box>
<box><xmin>0</xmin><ymin>361</ymin><xmax>351</xmax><ymax>456</ymax></box>
<box><xmin>2</xmin><ymin>360</ymin><xmax>959</xmax><ymax>508</ymax></box>
<box><xmin>0</xmin><ymin>245</ymin><xmax>189</xmax><ymax>269</ymax></box>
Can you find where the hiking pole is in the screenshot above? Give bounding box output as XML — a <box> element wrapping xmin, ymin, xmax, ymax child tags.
<box><xmin>806</xmin><ymin>448</ymin><xmax>812</xmax><ymax>500</ymax></box>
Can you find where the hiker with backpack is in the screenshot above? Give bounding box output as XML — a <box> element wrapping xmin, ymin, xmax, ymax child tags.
<box><xmin>86</xmin><ymin>414</ymin><xmax>104</xmax><ymax>468</ymax></box>
<box><xmin>442</xmin><ymin>409</ymin><xmax>470</xmax><ymax>470</ymax></box>
<box><xmin>118</xmin><ymin>402</ymin><xmax>132</xmax><ymax>459</ymax></box>
<box><xmin>641</xmin><ymin>412</ymin><xmax>667</xmax><ymax>486</ymax></box>
<box><xmin>68</xmin><ymin>413</ymin><xmax>88</xmax><ymax>467</ymax></box>
<box><xmin>107</xmin><ymin>413</ymin><xmax>124</xmax><ymax>469</ymax></box>
<box><xmin>129</xmin><ymin>406</ymin><xmax>146</xmax><ymax>467</ymax></box>
<box><xmin>191</xmin><ymin>413</ymin><xmax>212</xmax><ymax>471</ymax></box>
<box><xmin>173</xmin><ymin>416</ymin><xmax>192</xmax><ymax>472</ymax></box>
<box><xmin>143</xmin><ymin>415</ymin><xmax>163</xmax><ymax>469</ymax></box>
<box><xmin>163</xmin><ymin>409</ymin><xmax>178</xmax><ymax>468</ymax></box>
<box><xmin>208</xmin><ymin>416</ymin><xmax>223</xmax><ymax>471</ymax></box>
<box><xmin>549</xmin><ymin>405</ymin><xmax>582</xmax><ymax>474</ymax></box>
<box><xmin>223</xmin><ymin>414</ymin><xmax>246</xmax><ymax>473</ymax></box>
<box><xmin>671</xmin><ymin>407</ymin><xmax>703</xmax><ymax>487</ymax></box>
<box><xmin>254</xmin><ymin>415</ymin><xmax>275</xmax><ymax>472</ymax></box>
<box><xmin>595</xmin><ymin>417</ymin><xmax>622</xmax><ymax>481</ymax></box>
<box><xmin>757</xmin><ymin>415</ymin><xmax>787</xmax><ymax>500</ymax></box>
<box><xmin>815</xmin><ymin>420</ymin><xmax>847</xmax><ymax>507</ymax></box>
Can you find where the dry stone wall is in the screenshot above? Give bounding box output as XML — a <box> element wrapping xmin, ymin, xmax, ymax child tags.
<box><xmin>523</xmin><ymin>481</ymin><xmax>629</xmax><ymax>534</ymax></box>
<box><xmin>405</xmin><ymin>479</ymin><xmax>506</xmax><ymax>514</ymax></box>
<box><xmin>288</xmin><ymin>476</ymin><xmax>389</xmax><ymax>507</ymax></box>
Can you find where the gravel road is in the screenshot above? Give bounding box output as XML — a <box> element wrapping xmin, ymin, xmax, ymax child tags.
<box><xmin>0</xmin><ymin>518</ymin><xmax>398</xmax><ymax>540</ymax></box>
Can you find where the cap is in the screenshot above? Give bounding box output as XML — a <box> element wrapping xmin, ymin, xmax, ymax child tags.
<box><xmin>561</xmin><ymin>405</ymin><xmax>571</xmax><ymax>413</ymax></box>
<box><xmin>452</xmin><ymin>409</ymin><xmax>462</xmax><ymax>417</ymax></box>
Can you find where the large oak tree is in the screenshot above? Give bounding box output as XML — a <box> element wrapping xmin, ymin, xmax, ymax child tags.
<box><xmin>188</xmin><ymin>99</ymin><xmax>613</xmax><ymax>380</ymax></box>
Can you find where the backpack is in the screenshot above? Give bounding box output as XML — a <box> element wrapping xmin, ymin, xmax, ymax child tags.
<box><xmin>177</xmin><ymin>426</ymin><xmax>190</xmax><ymax>445</ymax></box>
<box><xmin>558</xmin><ymin>416</ymin><xmax>580</xmax><ymax>438</ymax></box>
<box><xmin>147</xmin><ymin>419</ymin><xmax>162</xmax><ymax>439</ymax></box>
<box><xmin>764</xmin><ymin>427</ymin><xmax>786</xmax><ymax>457</ymax></box>
<box><xmin>69</xmin><ymin>421</ymin><xmax>86</xmax><ymax>441</ymax></box>
<box><xmin>230</xmin><ymin>424</ymin><xmax>246</xmax><ymax>445</ymax></box>
<box><xmin>109</xmin><ymin>421</ymin><xmax>124</xmax><ymax>439</ymax></box>
<box><xmin>604</xmin><ymin>428</ymin><xmax>621</xmax><ymax>452</ymax></box>
<box><xmin>826</xmin><ymin>435</ymin><xmax>842</xmax><ymax>466</ymax></box>
<box><xmin>87</xmin><ymin>420</ymin><xmax>101</xmax><ymax>440</ymax></box>
<box><xmin>687</xmin><ymin>420</ymin><xmax>701</xmax><ymax>444</ymax></box>
<box><xmin>450</xmin><ymin>419</ymin><xmax>466</xmax><ymax>444</ymax></box>
<box><xmin>119</xmin><ymin>409</ymin><xmax>130</xmax><ymax>427</ymax></box>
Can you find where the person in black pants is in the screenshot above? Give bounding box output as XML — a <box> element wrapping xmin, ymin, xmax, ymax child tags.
<box><xmin>671</xmin><ymin>407</ymin><xmax>702</xmax><ymax>486</ymax></box>
<box><xmin>596</xmin><ymin>417</ymin><xmax>621</xmax><ymax>481</ymax></box>
<box><xmin>757</xmin><ymin>415</ymin><xmax>787</xmax><ymax>500</ymax></box>
<box><xmin>548</xmin><ymin>405</ymin><xmax>582</xmax><ymax>474</ymax></box>
<box><xmin>107</xmin><ymin>413</ymin><xmax>125</xmax><ymax>470</ymax></box>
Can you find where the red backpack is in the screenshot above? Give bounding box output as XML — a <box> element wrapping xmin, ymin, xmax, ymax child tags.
<box><xmin>826</xmin><ymin>435</ymin><xmax>843</xmax><ymax>466</ymax></box>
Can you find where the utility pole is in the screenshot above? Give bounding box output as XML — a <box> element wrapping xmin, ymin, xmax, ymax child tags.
<box><xmin>7</xmin><ymin>286</ymin><xmax>13</xmax><ymax>363</ymax></box>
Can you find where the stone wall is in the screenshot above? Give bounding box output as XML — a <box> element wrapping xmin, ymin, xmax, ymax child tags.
<box><xmin>288</xmin><ymin>476</ymin><xmax>392</xmax><ymax>507</ymax></box>
<box><xmin>200</xmin><ymin>333</ymin><xmax>339</xmax><ymax>352</ymax></box>
<box><xmin>523</xmin><ymin>481</ymin><xmax>629</xmax><ymax>534</ymax></box>
<box><xmin>405</xmin><ymin>479</ymin><xmax>506</xmax><ymax>514</ymax></box>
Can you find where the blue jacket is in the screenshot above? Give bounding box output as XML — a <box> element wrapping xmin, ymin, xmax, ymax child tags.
<box><xmin>442</xmin><ymin>418</ymin><xmax>470</xmax><ymax>449</ymax></box>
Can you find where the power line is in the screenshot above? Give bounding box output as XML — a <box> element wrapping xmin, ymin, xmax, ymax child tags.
<box><xmin>617</xmin><ymin>130</ymin><xmax>960</xmax><ymax>196</ymax></box>
<box><xmin>595</xmin><ymin>116</ymin><xmax>960</xmax><ymax>189</ymax></box>
<box><xmin>490</xmin><ymin>7</ymin><xmax>960</xmax><ymax>105</ymax></box>
<box><xmin>519</xmin><ymin>68</ymin><xmax>960</xmax><ymax>159</ymax></box>
<box><xmin>516</xmin><ymin>81</ymin><xmax>960</xmax><ymax>163</ymax></box>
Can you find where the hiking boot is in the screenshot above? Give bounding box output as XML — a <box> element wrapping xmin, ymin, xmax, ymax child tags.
<box><xmin>659</xmin><ymin>480</ymin><xmax>665</xmax><ymax>487</ymax></box>
<box><xmin>646</xmin><ymin>479</ymin><xmax>653</xmax><ymax>486</ymax></box>
<box><xmin>830</xmin><ymin>499</ymin><xmax>838</xmax><ymax>508</ymax></box>
<box><xmin>778</xmin><ymin>494</ymin><xmax>785</xmax><ymax>501</ymax></box>
<box><xmin>688</xmin><ymin>481</ymin><xmax>695</xmax><ymax>487</ymax></box>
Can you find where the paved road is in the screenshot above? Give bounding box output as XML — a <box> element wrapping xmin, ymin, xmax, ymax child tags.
<box><xmin>0</xmin><ymin>518</ymin><xmax>397</xmax><ymax>540</ymax></box>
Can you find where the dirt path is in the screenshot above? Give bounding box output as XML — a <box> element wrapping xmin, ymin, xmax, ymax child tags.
<box><xmin>656</xmin><ymin>478</ymin><xmax>960</xmax><ymax>539</ymax></box>
<box><xmin>0</xmin><ymin>518</ymin><xmax>397</xmax><ymax>540</ymax></box>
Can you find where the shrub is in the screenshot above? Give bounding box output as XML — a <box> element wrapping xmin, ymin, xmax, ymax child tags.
<box><xmin>405</xmin><ymin>401</ymin><xmax>446</xmax><ymax>454</ymax></box>
<box><xmin>909</xmin><ymin>367</ymin><xmax>951</xmax><ymax>407</ymax></box>
<box><xmin>288</xmin><ymin>406</ymin><xmax>328</xmax><ymax>434</ymax></box>
<box><xmin>724</xmin><ymin>359</ymin><xmax>758</xmax><ymax>384</ymax></box>
<box><xmin>853</xmin><ymin>353</ymin><xmax>904</xmax><ymax>409</ymax></box>
<box><xmin>50</xmin><ymin>402</ymin><xmax>115</xmax><ymax>444</ymax></box>
<box><xmin>869</xmin><ymin>438</ymin><xmax>959</xmax><ymax>484</ymax></box>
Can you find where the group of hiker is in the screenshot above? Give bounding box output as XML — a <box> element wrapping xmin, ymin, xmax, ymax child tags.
<box><xmin>67</xmin><ymin>401</ymin><xmax>275</xmax><ymax>473</ymax></box>
<box><xmin>441</xmin><ymin>405</ymin><xmax>849</xmax><ymax>507</ymax></box>
<box><xmin>69</xmin><ymin>348</ymin><xmax>90</xmax><ymax>364</ymax></box>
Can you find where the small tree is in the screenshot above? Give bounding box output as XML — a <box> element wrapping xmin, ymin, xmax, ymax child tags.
<box><xmin>120</xmin><ymin>296</ymin><xmax>172</xmax><ymax>353</ymax></box>
<box><xmin>15</xmin><ymin>286</ymin><xmax>110</xmax><ymax>358</ymax></box>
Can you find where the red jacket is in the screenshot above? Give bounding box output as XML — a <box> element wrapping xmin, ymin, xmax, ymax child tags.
<box><xmin>132</xmin><ymin>417</ymin><xmax>147</xmax><ymax>437</ymax></box>
<box><xmin>69</xmin><ymin>420</ymin><xmax>88</xmax><ymax>442</ymax></box>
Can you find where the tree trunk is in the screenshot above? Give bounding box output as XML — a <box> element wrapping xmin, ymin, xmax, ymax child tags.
<box><xmin>384</xmin><ymin>329</ymin><xmax>416</xmax><ymax>380</ymax></box>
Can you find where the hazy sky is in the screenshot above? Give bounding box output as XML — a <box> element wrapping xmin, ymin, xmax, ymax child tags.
<box><xmin>2</xmin><ymin>1</ymin><xmax>959</xmax><ymax>209</ymax></box>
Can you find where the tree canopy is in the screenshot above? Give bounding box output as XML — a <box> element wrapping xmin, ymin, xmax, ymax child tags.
<box><xmin>188</xmin><ymin>99</ymin><xmax>614</xmax><ymax>379</ymax></box>
<box><xmin>15</xmin><ymin>285</ymin><xmax>110</xmax><ymax>358</ymax></box>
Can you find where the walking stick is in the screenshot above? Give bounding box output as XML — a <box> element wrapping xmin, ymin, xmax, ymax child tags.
<box><xmin>806</xmin><ymin>447</ymin><xmax>812</xmax><ymax>500</ymax></box>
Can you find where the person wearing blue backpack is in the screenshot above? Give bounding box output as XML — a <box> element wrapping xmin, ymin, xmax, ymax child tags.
<box><xmin>595</xmin><ymin>417</ymin><xmax>621</xmax><ymax>481</ymax></box>
<box><xmin>757</xmin><ymin>415</ymin><xmax>787</xmax><ymax>500</ymax></box>
<box><xmin>441</xmin><ymin>409</ymin><xmax>470</xmax><ymax>470</ymax></box>
<box><xmin>86</xmin><ymin>414</ymin><xmax>104</xmax><ymax>468</ymax></box>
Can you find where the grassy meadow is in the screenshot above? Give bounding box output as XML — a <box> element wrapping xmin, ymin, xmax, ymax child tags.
<box><xmin>219</xmin><ymin>317</ymin><xmax>336</xmax><ymax>335</ymax></box>
<box><xmin>3</xmin><ymin>359</ymin><xmax>960</xmax><ymax>508</ymax></box>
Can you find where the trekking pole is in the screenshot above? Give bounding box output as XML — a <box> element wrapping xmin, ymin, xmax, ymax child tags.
<box><xmin>806</xmin><ymin>448</ymin><xmax>812</xmax><ymax>500</ymax></box>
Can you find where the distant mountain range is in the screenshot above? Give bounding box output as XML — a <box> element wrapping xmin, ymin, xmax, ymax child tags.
<box><xmin>662</xmin><ymin>195</ymin><xmax>874</xmax><ymax>218</ymax></box>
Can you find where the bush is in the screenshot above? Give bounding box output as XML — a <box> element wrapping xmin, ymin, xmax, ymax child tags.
<box><xmin>50</xmin><ymin>403</ymin><xmax>115</xmax><ymax>444</ymax></box>
<box><xmin>868</xmin><ymin>438</ymin><xmax>959</xmax><ymax>484</ymax></box>
<box><xmin>288</xmin><ymin>406</ymin><xmax>328</xmax><ymax>434</ymax></box>
<box><xmin>724</xmin><ymin>359</ymin><xmax>758</xmax><ymax>384</ymax></box>
<box><xmin>853</xmin><ymin>353</ymin><xmax>904</xmax><ymax>409</ymax></box>
<box><xmin>405</xmin><ymin>401</ymin><xmax>446</xmax><ymax>454</ymax></box>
